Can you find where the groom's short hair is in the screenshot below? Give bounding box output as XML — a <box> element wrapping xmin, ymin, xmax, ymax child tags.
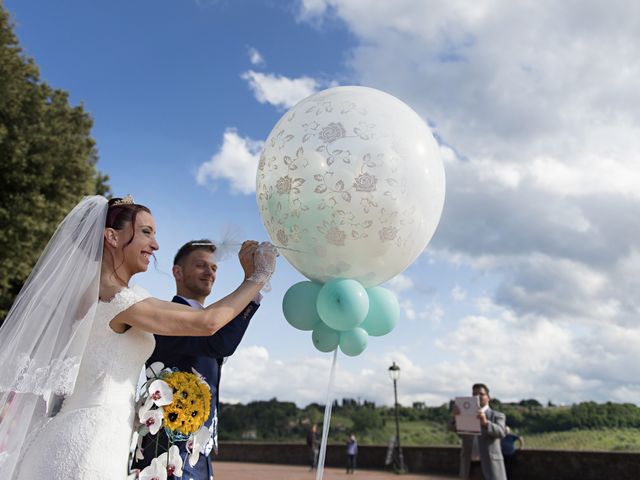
<box><xmin>173</xmin><ymin>239</ymin><xmax>216</xmax><ymax>266</ymax></box>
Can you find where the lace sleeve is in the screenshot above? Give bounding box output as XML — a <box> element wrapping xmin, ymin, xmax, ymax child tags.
<box><xmin>102</xmin><ymin>285</ymin><xmax>151</xmax><ymax>318</ymax></box>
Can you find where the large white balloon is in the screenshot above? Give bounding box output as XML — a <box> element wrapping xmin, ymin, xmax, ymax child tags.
<box><xmin>257</xmin><ymin>86</ymin><xmax>445</xmax><ymax>287</ymax></box>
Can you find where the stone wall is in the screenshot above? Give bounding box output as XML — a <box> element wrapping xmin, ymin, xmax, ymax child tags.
<box><xmin>217</xmin><ymin>442</ymin><xmax>640</xmax><ymax>479</ymax></box>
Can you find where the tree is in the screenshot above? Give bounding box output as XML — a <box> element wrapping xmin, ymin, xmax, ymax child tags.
<box><xmin>0</xmin><ymin>5</ymin><xmax>110</xmax><ymax>322</ymax></box>
<box><xmin>519</xmin><ymin>398</ymin><xmax>543</xmax><ymax>409</ymax></box>
<box><xmin>351</xmin><ymin>406</ymin><xmax>384</xmax><ymax>433</ymax></box>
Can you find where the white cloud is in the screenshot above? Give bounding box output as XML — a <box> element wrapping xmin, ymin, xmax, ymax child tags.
<box><xmin>221</xmin><ymin>311</ymin><xmax>640</xmax><ymax>406</ymax></box>
<box><xmin>432</xmin><ymin>311</ymin><xmax>640</xmax><ymax>404</ymax></box>
<box><xmin>418</xmin><ymin>303</ymin><xmax>444</xmax><ymax>327</ymax></box>
<box><xmin>298</xmin><ymin>0</ymin><xmax>330</xmax><ymax>17</ymax></box>
<box><xmin>399</xmin><ymin>299</ymin><xmax>417</xmax><ymax>321</ymax></box>
<box><xmin>241</xmin><ymin>70</ymin><xmax>318</xmax><ymax>109</ymax></box>
<box><xmin>451</xmin><ymin>285</ymin><xmax>466</xmax><ymax>302</ymax></box>
<box><xmin>296</xmin><ymin>0</ymin><xmax>331</xmax><ymax>24</ymax></box>
<box><xmin>196</xmin><ymin>128</ymin><xmax>263</xmax><ymax>194</ymax></box>
<box><xmin>291</xmin><ymin>0</ymin><xmax>640</xmax><ymax>403</ymax></box>
<box><xmin>475</xmin><ymin>296</ymin><xmax>497</xmax><ymax>314</ymax></box>
<box><xmin>384</xmin><ymin>273</ymin><xmax>414</xmax><ymax>293</ymax></box>
<box><xmin>221</xmin><ymin>345</ymin><xmax>393</xmax><ymax>406</ymax></box>
<box><xmin>247</xmin><ymin>46</ymin><xmax>265</xmax><ymax>66</ymax></box>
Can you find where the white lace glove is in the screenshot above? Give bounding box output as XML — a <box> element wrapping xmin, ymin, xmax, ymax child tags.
<box><xmin>247</xmin><ymin>241</ymin><xmax>278</xmax><ymax>290</ymax></box>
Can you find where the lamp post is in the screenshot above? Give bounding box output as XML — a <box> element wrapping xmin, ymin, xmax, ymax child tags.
<box><xmin>388</xmin><ymin>362</ymin><xmax>406</xmax><ymax>473</ymax></box>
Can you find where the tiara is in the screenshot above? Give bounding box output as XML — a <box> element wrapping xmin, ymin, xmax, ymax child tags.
<box><xmin>112</xmin><ymin>194</ymin><xmax>135</xmax><ymax>206</ymax></box>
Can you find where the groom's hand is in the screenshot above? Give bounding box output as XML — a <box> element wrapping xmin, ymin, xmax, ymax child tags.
<box><xmin>239</xmin><ymin>240</ymin><xmax>259</xmax><ymax>280</ymax></box>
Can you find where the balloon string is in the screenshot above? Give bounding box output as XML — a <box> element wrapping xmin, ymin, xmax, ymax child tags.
<box><xmin>190</xmin><ymin>242</ymin><xmax>307</xmax><ymax>254</ymax></box>
<box><xmin>316</xmin><ymin>348</ymin><xmax>338</xmax><ymax>480</ymax></box>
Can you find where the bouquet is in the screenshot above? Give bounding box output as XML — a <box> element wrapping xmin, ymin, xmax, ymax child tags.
<box><xmin>132</xmin><ymin>362</ymin><xmax>212</xmax><ymax>479</ymax></box>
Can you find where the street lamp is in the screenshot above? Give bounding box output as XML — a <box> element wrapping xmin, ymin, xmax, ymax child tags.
<box><xmin>388</xmin><ymin>362</ymin><xmax>406</xmax><ymax>473</ymax></box>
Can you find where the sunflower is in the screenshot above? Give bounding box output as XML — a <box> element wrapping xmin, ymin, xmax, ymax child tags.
<box><xmin>161</xmin><ymin>371</ymin><xmax>211</xmax><ymax>435</ymax></box>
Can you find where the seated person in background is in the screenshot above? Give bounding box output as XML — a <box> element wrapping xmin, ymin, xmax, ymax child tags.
<box><xmin>501</xmin><ymin>426</ymin><xmax>524</xmax><ymax>480</ymax></box>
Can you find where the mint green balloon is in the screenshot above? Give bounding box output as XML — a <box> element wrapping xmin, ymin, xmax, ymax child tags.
<box><xmin>339</xmin><ymin>327</ymin><xmax>369</xmax><ymax>357</ymax></box>
<box><xmin>282</xmin><ymin>281</ymin><xmax>323</xmax><ymax>331</ymax></box>
<box><xmin>360</xmin><ymin>287</ymin><xmax>400</xmax><ymax>336</ymax></box>
<box><xmin>316</xmin><ymin>278</ymin><xmax>369</xmax><ymax>331</ymax></box>
<box><xmin>312</xmin><ymin>323</ymin><xmax>340</xmax><ymax>352</ymax></box>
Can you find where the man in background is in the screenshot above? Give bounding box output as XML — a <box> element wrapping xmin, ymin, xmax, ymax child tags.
<box><xmin>307</xmin><ymin>423</ymin><xmax>320</xmax><ymax>471</ymax></box>
<box><xmin>451</xmin><ymin>383</ymin><xmax>507</xmax><ymax>480</ymax></box>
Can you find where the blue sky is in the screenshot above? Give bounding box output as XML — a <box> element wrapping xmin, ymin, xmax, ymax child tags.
<box><xmin>6</xmin><ymin>0</ymin><xmax>640</xmax><ymax>408</ymax></box>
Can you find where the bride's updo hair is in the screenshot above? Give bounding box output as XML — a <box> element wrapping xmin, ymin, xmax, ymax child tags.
<box><xmin>107</xmin><ymin>197</ymin><xmax>151</xmax><ymax>225</ymax></box>
<box><xmin>106</xmin><ymin>196</ymin><xmax>151</xmax><ymax>244</ymax></box>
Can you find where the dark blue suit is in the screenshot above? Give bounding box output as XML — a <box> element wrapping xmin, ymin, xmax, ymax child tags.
<box><xmin>133</xmin><ymin>296</ymin><xmax>258</xmax><ymax>479</ymax></box>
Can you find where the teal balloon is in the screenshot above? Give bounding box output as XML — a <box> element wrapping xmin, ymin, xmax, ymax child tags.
<box><xmin>282</xmin><ymin>281</ymin><xmax>322</xmax><ymax>331</ymax></box>
<box><xmin>312</xmin><ymin>323</ymin><xmax>340</xmax><ymax>352</ymax></box>
<box><xmin>339</xmin><ymin>328</ymin><xmax>369</xmax><ymax>357</ymax></box>
<box><xmin>360</xmin><ymin>287</ymin><xmax>400</xmax><ymax>336</ymax></box>
<box><xmin>316</xmin><ymin>278</ymin><xmax>369</xmax><ymax>331</ymax></box>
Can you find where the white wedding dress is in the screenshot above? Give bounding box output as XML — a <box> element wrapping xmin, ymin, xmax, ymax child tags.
<box><xmin>15</xmin><ymin>286</ymin><xmax>154</xmax><ymax>480</ymax></box>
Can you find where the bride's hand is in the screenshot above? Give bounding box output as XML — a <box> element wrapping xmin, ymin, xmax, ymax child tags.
<box><xmin>239</xmin><ymin>240</ymin><xmax>259</xmax><ymax>280</ymax></box>
<box><xmin>247</xmin><ymin>241</ymin><xmax>278</xmax><ymax>285</ymax></box>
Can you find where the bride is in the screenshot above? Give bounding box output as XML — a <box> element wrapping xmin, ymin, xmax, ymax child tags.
<box><xmin>0</xmin><ymin>195</ymin><xmax>277</xmax><ymax>479</ymax></box>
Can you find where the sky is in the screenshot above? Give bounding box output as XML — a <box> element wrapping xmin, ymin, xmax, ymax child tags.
<box><xmin>5</xmin><ymin>0</ymin><xmax>640</xmax><ymax>408</ymax></box>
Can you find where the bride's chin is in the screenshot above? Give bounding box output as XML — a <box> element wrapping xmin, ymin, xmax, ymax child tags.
<box><xmin>129</xmin><ymin>262</ymin><xmax>148</xmax><ymax>275</ymax></box>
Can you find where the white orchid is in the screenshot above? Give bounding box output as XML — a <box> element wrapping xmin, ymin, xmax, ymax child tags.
<box><xmin>186</xmin><ymin>425</ymin><xmax>211</xmax><ymax>467</ymax></box>
<box><xmin>139</xmin><ymin>408</ymin><xmax>164</xmax><ymax>435</ymax></box>
<box><xmin>145</xmin><ymin>361</ymin><xmax>166</xmax><ymax>379</ymax></box>
<box><xmin>138</xmin><ymin>395</ymin><xmax>154</xmax><ymax>419</ymax></box>
<box><xmin>139</xmin><ymin>458</ymin><xmax>167</xmax><ymax>480</ymax></box>
<box><xmin>157</xmin><ymin>444</ymin><xmax>183</xmax><ymax>477</ymax></box>
<box><xmin>147</xmin><ymin>379</ymin><xmax>173</xmax><ymax>407</ymax></box>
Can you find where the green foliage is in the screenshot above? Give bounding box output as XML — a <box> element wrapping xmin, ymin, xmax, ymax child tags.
<box><xmin>217</xmin><ymin>397</ymin><xmax>640</xmax><ymax>452</ymax></box>
<box><xmin>0</xmin><ymin>5</ymin><xmax>110</xmax><ymax>321</ymax></box>
<box><xmin>218</xmin><ymin>398</ymin><xmax>300</xmax><ymax>440</ymax></box>
<box><xmin>350</xmin><ymin>405</ymin><xmax>383</xmax><ymax>432</ymax></box>
<box><xmin>524</xmin><ymin>428</ymin><xmax>640</xmax><ymax>452</ymax></box>
<box><xmin>500</xmin><ymin>401</ymin><xmax>640</xmax><ymax>433</ymax></box>
<box><xmin>519</xmin><ymin>398</ymin><xmax>543</xmax><ymax>408</ymax></box>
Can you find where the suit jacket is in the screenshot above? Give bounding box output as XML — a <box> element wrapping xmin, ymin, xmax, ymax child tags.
<box><xmin>458</xmin><ymin>408</ymin><xmax>507</xmax><ymax>480</ymax></box>
<box><xmin>133</xmin><ymin>297</ymin><xmax>258</xmax><ymax>479</ymax></box>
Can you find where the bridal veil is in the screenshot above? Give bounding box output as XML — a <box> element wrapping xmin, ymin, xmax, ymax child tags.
<box><xmin>0</xmin><ymin>195</ymin><xmax>107</xmax><ymax>477</ymax></box>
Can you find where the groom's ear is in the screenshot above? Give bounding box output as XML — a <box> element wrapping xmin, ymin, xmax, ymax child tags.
<box><xmin>172</xmin><ymin>264</ymin><xmax>183</xmax><ymax>281</ymax></box>
<box><xmin>104</xmin><ymin>228</ymin><xmax>118</xmax><ymax>248</ymax></box>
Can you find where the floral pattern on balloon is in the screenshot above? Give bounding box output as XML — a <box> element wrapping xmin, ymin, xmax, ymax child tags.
<box><xmin>257</xmin><ymin>86</ymin><xmax>445</xmax><ymax>288</ymax></box>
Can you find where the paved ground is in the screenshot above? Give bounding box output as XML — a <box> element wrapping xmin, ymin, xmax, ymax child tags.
<box><xmin>214</xmin><ymin>462</ymin><xmax>456</xmax><ymax>479</ymax></box>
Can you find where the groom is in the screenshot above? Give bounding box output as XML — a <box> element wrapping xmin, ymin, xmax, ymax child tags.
<box><xmin>134</xmin><ymin>239</ymin><xmax>260</xmax><ymax>479</ymax></box>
